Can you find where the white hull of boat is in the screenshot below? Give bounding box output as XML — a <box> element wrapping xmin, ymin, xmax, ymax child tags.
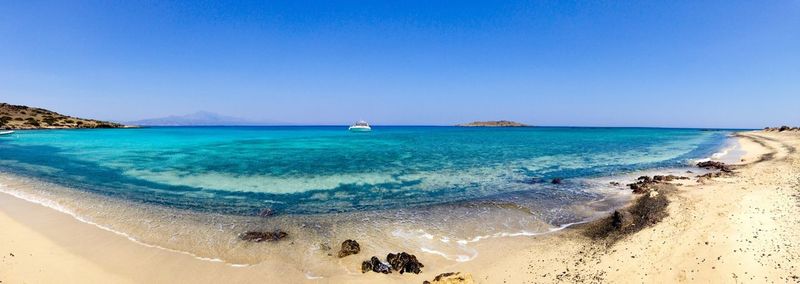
<box><xmin>0</xmin><ymin>131</ymin><xmax>14</xmax><ymax>136</ymax></box>
<box><xmin>348</xmin><ymin>126</ymin><xmax>371</xmax><ymax>132</ymax></box>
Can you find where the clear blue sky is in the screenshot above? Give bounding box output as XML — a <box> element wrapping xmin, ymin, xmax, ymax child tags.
<box><xmin>1</xmin><ymin>1</ymin><xmax>798</xmax><ymax>127</ymax></box>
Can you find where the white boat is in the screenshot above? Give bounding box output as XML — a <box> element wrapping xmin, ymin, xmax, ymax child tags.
<box><xmin>348</xmin><ymin>120</ymin><xmax>372</xmax><ymax>132</ymax></box>
<box><xmin>0</xmin><ymin>130</ymin><xmax>14</xmax><ymax>136</ymax></box>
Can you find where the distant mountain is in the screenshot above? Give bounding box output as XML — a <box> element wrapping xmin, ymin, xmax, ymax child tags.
<box><xmin>456</xmin><ymin>120</ymin><xmax>531</xmax><ymax>127</ymax></box>
<box><xmin>0</xmin><ymin>102</ymin><xmax>127</xmax><ymax>130</ymax></box>
<box><xmin>129</xmin><ymin>111</ymin><xmax>279</xmax><ymax>126</ymax></box>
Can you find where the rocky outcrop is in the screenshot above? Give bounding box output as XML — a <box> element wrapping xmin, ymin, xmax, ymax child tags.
<box><xmin>387</xmin><ymin>252</ymin><xmax>424</xmax><ymax>274</ymax></box>
<box><xmin>764</xmin><ymin>126</ymin><xmax>800</xmax><ymax>132</ymax></box>
<box><xmin>694</xmin><ymin>161</ymin><xmax>735</xmax><ymax>182</ymax></box>
<box><xmin>238</xmin><ymin>230</ymin><xmax>288</xmax><ymax>242</ymax></box>
<box><xmin>456</xmin><ymin>120</ymin><xmax>530</xmax><ymax>127</ymax></box>
<box><xmin>361</xmin><ymin>256</ymin><xmax>392</xmax><ymax>274</ymax></box>
<box><xmin>424</xmin><ymin>272</ymin><xmax>475</xmax><ymax>284</ymax></box>
<box><xmin>337</xmin><ymin>240</ymin><xmax>361</xmax><ymax>258</ymax></box>
<box><xmin>696</xmin><ymin>161</ymin><xmax>732</xmax><ymax>172</ymax></box>
<box><xmin>0</xmin><ymin>103</ymin><xmax>128</xmax><ymax>129</ymax></box>
<box><xmin>628</xmin><ymin>176</ymin><xmax>656</xmax><ymax>194</ymax></box>
<box><xmin>585</xmin><ymin>185</ymin><xmax>669</xmax><ymax>243</ymax></box>
<box><xmin>361</xmin><ymin>252</ymin><xmax>424</xmax><ymax>275</ymax></box>
<box><xmin>611</xmin><ymin>210</ymin><xmax>632</xmax><ymax>230</ymax></box>
<box><xmin>257</xmin><ymin>208</ymin><xmax>274</xmax><ymax>217</ymax></box>
<box><xmin>696</xmin><ymin>172</ymin><xmax>726</xmax><ymax>183</ymax></box>
<box><xmin>653</xmin><ymin>175</ymin><xmax>690</xmax><ymax>182</ymax></box>
<box><xmin>627</xmin><ymin>175</ymin><xmax>688</xmax><ymax>194</ymax></box>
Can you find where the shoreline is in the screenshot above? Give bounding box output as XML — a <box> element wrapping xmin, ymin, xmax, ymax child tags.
<box><xmin>0</xmin><ymin>149</ymin><xmax>714</xmax><ymax>268</ymax></box>
<box><xmin>3</xmin><ymin>131</ymin><xmax>799</xmax><ymax>282</ymax></box>
<box><xmin>0</xmin><ymin>168</ymin><xmax>632</xmax><ymax>269</ymax></box>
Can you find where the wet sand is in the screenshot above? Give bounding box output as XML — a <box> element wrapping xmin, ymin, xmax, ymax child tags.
<box><xmin>2</xmin><ymin>131</ymin><xmax>799</xmax><ymax>283</ymax></box>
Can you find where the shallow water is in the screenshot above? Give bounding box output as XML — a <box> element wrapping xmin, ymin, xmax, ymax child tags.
<box><xmin>0</xmin><ymin>127</ymin><xmax>733</xmax><ymax>271</ymax></box>
<box><xmin>0</xmin><ymin>127</ymin><xmax>728</xmax><ymax>214</ymax></box>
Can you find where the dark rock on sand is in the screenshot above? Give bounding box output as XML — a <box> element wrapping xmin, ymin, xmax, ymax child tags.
<box><xmin>338</xmin><ymin>240</ymin><xmax>361</xmax><ymax>258</ymax></box>
<box><xmin>611</xmin><ymin>210</ymin><xmax>633</xmax><ymax>230</ymax></box>
<box><xmin>653</xmin><ymin>175</ymin><xmax>689</xmax><ymax>182</ymax></box>
<box><xmin>319</xmin><ymin>243</ymin><xmax>331</xmax><ymax>251</ymax></box>
<box><xmin>697</xmin><ymin>161</ymin><xmax>732</xmax><ymax>172</ymax></box>
<box><xmin>257</xmin><ymin>208</ymin><xmax>274</xmax><ymax>217</ymax></box>
<box><xmin>764</xmin><ymin>126</ymin><xmax>799</xmax><ymax>132</ymax></box>
<box><xmin>611</xmin><ymin>210</ymin><xmax>624</xmax><ymax>229</ymax></box>
<box><xmin>697</xmin><ymin>171</ymin><xmax>727</xmax><ymax>183</ymax></box>
<box><xmin>628</xmin><ymin>175</ymin><xmax>688</xmax><ymax>194</ymax></box>
<box><xmin>585</xmin><ymin>186</ymin><xmax>669</xmax><ymax>243</ymax></box>
<box><xmin>362</xmin><ymin>256</ymin><xmax>392</xmax><ymax>274</ymax></box>
<box><xmin>238</xmin><ymin>230</ymin><xmax>288</xmax><ymax>242</ymax></box>
<box><xmin>551</xmin><ymin>178</ymin><xmax>563</xmax><ymax>184</ymax></box>
<box><xmin>628</xmin><ymin>183</ymin><xmax>649</xmax><ymax>194</ymax></box>
<box><xmin>424</xmin><ymin>272</ymin><xmax>475</xmax><ymax>284</ymax></box>
<box><xmin>387</xmin><ymin>252</ymin><xmax>425</xmax><ymax>274</ymax></box>
<box><xmin>698</xmin><ymin>172</ymin><xmax>723</xmax><ymax>178</ymax></box>
<box><xmin>628</xmin><ymin>176</ymin><xmax>656</xmax><ymax>194</ymax></box>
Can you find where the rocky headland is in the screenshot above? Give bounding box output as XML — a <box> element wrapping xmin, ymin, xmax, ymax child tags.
<box><xmin>0</xmin><ymin>103</ymin><xmax>128</xmax><ymax>129</ymax></box>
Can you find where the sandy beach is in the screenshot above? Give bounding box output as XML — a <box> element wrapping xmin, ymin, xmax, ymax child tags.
<box><xmin>2</xmin><ymin>130</ymin><xmax>799</xmax><ymax>283</ymax></box>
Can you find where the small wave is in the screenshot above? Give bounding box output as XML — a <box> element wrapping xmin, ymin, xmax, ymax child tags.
<box><xmin>454</xmin><ymin>221</ymin><xmax>587</xmax><ymax>245</ymax></box>
<box><xmin>397</xmin><ymin>221</ymin><xmax>587</xmax><ymax>263</ymax></box>
<box><xmin>711</xmin><ymin>147</ymin><xmax>731</xmax><ymax>159</ymax></box>
<box><xmin>0</xmin><ymin>182</ymin><xmax>252</xmax><ymax>267</ymax></box>
<box><xmin>690</xmin><ymin>135</ymin><xmax>743</xmax><ymax>164</ymax></box>
<box><xmin>420</xmin><ymin>247</ymin><xmax>475</xmax><ymax>262</ymax></box>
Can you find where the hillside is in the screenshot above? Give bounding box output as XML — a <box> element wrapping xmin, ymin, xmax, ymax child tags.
<box><xmin>456</xmin><ymin>120</ymin><xmax>530</xmax><ymax>127</ymax></box>
<box><xmin>128</xmin><ymin>111</ymin><xmax>278</xmax><ymax>126</ymax></box>
<box><xmin>0</xmin><ymin>103</ymin><xmax>126</xmax><ymax>130</ymax></box>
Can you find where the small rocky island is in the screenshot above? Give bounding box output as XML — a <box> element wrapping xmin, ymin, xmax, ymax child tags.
<box><xmin>0</xmin><ymin>103</ymin><xmax>128</xmax><ymax>130</ymax></box>
<box><xmin>456</xmin><ymin>120</ymin><xmax>530</xmax><ymax>127</ymax></box>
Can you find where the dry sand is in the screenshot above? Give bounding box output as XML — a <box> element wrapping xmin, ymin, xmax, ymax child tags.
<box><xmin>1</xmin><ymin>131</ymin><xmax>799</xmax><ymax>283</ymax></box>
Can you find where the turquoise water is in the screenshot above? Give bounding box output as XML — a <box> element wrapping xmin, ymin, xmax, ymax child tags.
<box><xmin>0</xmin><ymin>127</ymin><xmax>729</xmax><ymax>216</ymax></box>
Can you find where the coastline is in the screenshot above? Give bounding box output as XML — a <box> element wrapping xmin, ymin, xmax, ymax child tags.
<box><xmin>462</xmin><ymin>131</ymin><xmax>800</xmax><ymax>283</ymax></box>
<box><xmin>2</xmin><ymin>131</ymin><xmax>799</xmax><ymax>283</ymax></box>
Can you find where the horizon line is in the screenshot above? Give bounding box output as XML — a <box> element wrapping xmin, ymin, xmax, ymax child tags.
<box><xmin>118</xmin><ymin>125</ymin><xmax>757</xmax><ymax>130</ymax></box>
